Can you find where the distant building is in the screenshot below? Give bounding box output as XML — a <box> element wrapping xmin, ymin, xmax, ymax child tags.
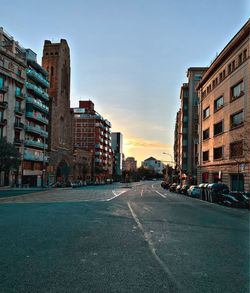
<box><xmin>124</xmin><ymin>157</ymin><xmax>137</xmax><ymax>171</ymax></box>
<box><xmin>196</xmin><ymin>20</ymin><xmax>249</xmax><ymax>191</ymax></box>
<box><xmin>142</xmin><ymin>157</ymin><xmax>165</xmax><ymax>174</ymax></box>
<box><xmin>0</xmin><ymin>27</ymin><xmax>50</xmax><ymax>187</ymax></box>
<box><xmin>174</xmin><ymin>67</ymin><xmax>207</xmax><ymax>184</ymax></box>
<box><xmin>111</xmin><ymin>132</ymin><xmax>123</xmax><ymax>177</ymax></box>
<box><xmin>72</xmin><ymin>100</ymin><xmax>112</xmax><ymax>182</ymax></box>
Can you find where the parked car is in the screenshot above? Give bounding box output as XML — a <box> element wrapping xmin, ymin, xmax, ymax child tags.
<box><xmin>161</xmin><ymin>181</ymin><xmax>169</xmax><ymax>189</ymax></box>
<box><xmin>229</xmin><ymin>192</ymin><xmax>249</xmax><ymax>209</ymax></box>
<box><xmin>169</xmin><ymin>183</ymin><xmax>177</xmax><ymax>192</ymax></box>
<box><xmin>180</xmin><ymin>185</ymin><xmax>189</xmax><ymax>195</ymax></box>
<box><xmin>217</xmin><ymin>193</ymin><xmax>246</xmax><ymax>208</ymax></box>
<box><xmin>187</xmin><ymin>185</ymin><xmax>200</xmax><ymax>197</ymax></box>
<box><xmin>176</xmin><ymin>185</ymin><xmax>182</xmax><ymax>193</ymax></box>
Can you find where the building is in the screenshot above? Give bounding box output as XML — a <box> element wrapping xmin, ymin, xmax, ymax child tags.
<box><xmin>111</xmin><ymin>132</ymin><xmax>123</xmax><ymax>178</ymax></box>
<box><xmin>0</xmin><ymin>27</ymin><xmax>50</xmax><ymax>187</ymax></box>
<box><xmin>72</xmin><ymin>100</ymin><xmax>112</xmax><ymax>182</ymax></box>
<box><xmin>141</xmin><ymin>157</ymin><xmax>165</xmax><ymax>174</ymax></box>
<box><xmin>196</xmin><ymin>19</ymin><xmax>249</xmax><ymax>191</ymax></box>
<box><xmin>42</xmin><ymin>39</ymin><xmax>89</xmax><ymax>184</ymax></box>
<box><xmin>124</xmin><ymin>157</ymin><xmax>137</xmax><ymax>171</ymax></box>
<box><xmin>174</xmin><ymin>68</ymin><xmax>207</xmax><ymax>184</ymax></box>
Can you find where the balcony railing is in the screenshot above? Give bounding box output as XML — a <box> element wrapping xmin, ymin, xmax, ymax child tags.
<box><xmin>26</xmin><ymin>112</ymin><xmax>48</xmax><ymax>124</ymax></box>
<box><xmin>14</xmin><ymin>122</ymin><xmax>24</xmax><ymax>129</ymax></box>
<box><xmin>27</xmin><ymin>69</ymin><xmax>50</xmax><ymax>88</ymax></box>
<box><xmin>25</xmin><ymin>140</ymin><xmax>48</xmax><ymax>149</ymax></box>
<box><xmin>23</xmin><ymin>149</ymin><xmax>48</xmax><ymax>162</ymax></box>
<box><xmin>15</xmin><ymin>92</ymin><xmax>25</xmax><ymax>100</ymax></box>
<box><xmin>0</xmin><ymin>101</ymin><xmax>8</xmax><ymax>109</ymax></box>
<box><xmin>26</xmin><ymin>96</ymin><xmax>49</xmax><ymax>113</ymax></box>
<box><xmin>0</xmin><ymin>86</ymin><xmax>8</xmax><ymax>93</ymax></box>
<box><xmin>14</xmin><ymin>107</ymin><xmax>24</xmax><ymax>115</ymax></box>
<box><xmin>26</xmin><ymin>125</ymin><xmax>48</xmax><ymax>137</ymax></box>
<box><xmin>0</xmin><ymin>119</ymin><xmax>7</xmax><ymax>126</ymax></box>
<box><xmin>14</xmin><ymin>138</ymin><xmax>23</xmax><ymax>145</ymax></box>
<box><xmin>26</xmin><ymin>82</ymin><xmax>49</xmax><ymax>101</ymax></box>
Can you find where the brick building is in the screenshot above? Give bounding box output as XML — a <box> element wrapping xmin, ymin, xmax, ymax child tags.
<box><xmin>42</xmin><ymin>40</ymin><xmax>90</xmax><ymax>184</ymax></box>
<box><xmin>72</xmin><ymin>101</ymin><xmax>112</xmax><ymax>183</ymax></box>
<box><xmin>196</xmin><ymin>20</ymin><xmax>249</xmax><ymax>191</ymax></box>
<box><xmin>124</xmin><ymin>157</ymin><xmax>137</xmax><ymax>171</ymax></box>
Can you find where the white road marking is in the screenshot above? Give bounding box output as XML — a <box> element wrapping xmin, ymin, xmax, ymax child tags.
<box><xmin>127</xmin><ymin>202</ymin><xmax>182</xmax><ymax>291</ymax></box>
<box><xmin>106</xmin><ymin>190</ymin><xmax>127</xmax><ymax>201</ymax></box>
<box><xmin>141</xmin><ymin>189</ymin><xmax>144</xmax><ymax>197</ymax></box>
<box><xmin>154</xmin><ymin>190</ymin><xmax>167</xmax><ymax>198</ymax></box>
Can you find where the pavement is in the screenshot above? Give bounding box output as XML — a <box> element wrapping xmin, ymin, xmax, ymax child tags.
<box><xmin>0</xmin><ymin>181</ymin><xmax>249</xmax><ymax>293</ymax></box>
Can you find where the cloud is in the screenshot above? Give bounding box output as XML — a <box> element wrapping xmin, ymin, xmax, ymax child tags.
<box><xmin>124</xmin><ymin>137</ymin><xmax>172</xmax><ymax>149</ymax></box>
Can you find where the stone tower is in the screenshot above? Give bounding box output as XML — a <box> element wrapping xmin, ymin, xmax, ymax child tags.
<box><xmin>42</xmin><ymin>39</ymin><xmax>72</xmax><ymax>151</ymax></box>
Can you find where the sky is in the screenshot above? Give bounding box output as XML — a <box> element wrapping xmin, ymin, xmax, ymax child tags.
<box><xmin>1</xmin><ymin>0</ymin><xmax>249</xmax><ymax>165</ymax></box>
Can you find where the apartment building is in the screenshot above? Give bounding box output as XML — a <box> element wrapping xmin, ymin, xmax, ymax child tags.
<box><xmin>72</xmin><ymin>101</ymin><xmax>112</xmax><ymax>182</ymax></box>
<box><xmin>124</xmin><ymin>157</ymin><xmax>137</xmax><ymax>171</ymax></box>
<box><xmin>142</xmin><ymin>157</ymin><xmax>165</xmax><ymax>174</ymax></box>
<box><xmin>0</xmin><ymin>27</ymin><xmax>49</xmax><ymax>187</ymax></box>
<box><xmin>111</xmin><ymin>132</ymin><xmax>123</xmax><ymax>178</ymax></box>
<box><xmin>196</xmin><ymin>20</ymin><xmax>249</xmax><ymax>191</ymax></box>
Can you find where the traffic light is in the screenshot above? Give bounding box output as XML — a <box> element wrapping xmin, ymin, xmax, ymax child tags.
<box><xmin>73</xmin><ymin>148</ymin><xmax>78</xmax><ymax>157</ymax></box>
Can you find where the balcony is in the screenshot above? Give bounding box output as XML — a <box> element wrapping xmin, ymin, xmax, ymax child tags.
<box><xmin>14</xmin><ymin>122</ymin><xmax>24</xmax><ymax>130</ymax></box>
<box><xmin>15</xmin><ymin>92</ymin><xmax>25</xmax><ymax>100</ymax></box>
<box><xmin>26</xmin><ymin>125</ymin><xmax>48</xmax><ymax>137</ymax></box>
<box><xmin>25</xmin><ymin>140</ymin><xmax>48</xmax><ymax>149</ymax></box>
<box><xmin>95</xmin><ymin>152</ymin><xmax>101</xmax><ymax>156</ymax></box>
<box><xmin>26</xmin><ymin>97</ymin><xmax>49</xmax><ymax>113</ymax></box>
<box><xmin>0</xmin><ymin>86</ymin><xmax>8</xmax><ymax>93</ymax></box>
<box><xmin>95</xmin><ymin>144</ymin><xmax>103</xmax><ymax>149</ymax></box>
<box><xmin>14</xmin><ymin>138</ymin><xmax>23</xmax><ymax>145</ymax></box>
<box><xmin>27</xmin><ymin>69</ymin><xmax>50</xmax><ymax>88</ymax></box>
<box><xmin>14</xmin><ymin>107</ymin><xmax>25</xmax><ymax>116</ymax></box>
<box><xmin>0</xmin><ymin>119</ymin><xmax>7</xmax><ymax>126</ymax></box>
<box><xmin>99</xmin><ymin>137</ymin><xmax>103</xmax><ymax>142</ymax></box>
<box><xmin>26</xmin><ymin>112</ymin><xmax>48</xmax><ymax>124</ymax></box>
<box><xmin>0</xmin><ymin>101</ymin><xmax>8</xmax><ymax>109</ymax></box>
<box><xmin>26</xmin><ymin>82</ymin><xmax>49</xmax><ymax>101</ymax></box>
<box><xmin>23</xmin><ymin>149</ymin><xmax>48</xmax><ymax>162</ymax></box>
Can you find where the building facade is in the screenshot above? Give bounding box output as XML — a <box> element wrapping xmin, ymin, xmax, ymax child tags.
<box><xmin>72</xmin><ymin>101</ymin><xmax>112</xmax><ymax>182</ymax></box>
<box><xmin>0</xmin><ymin>27</ymin><xmax>50</xmax><ymax>187</ymax></box>
<box><xmin>42</xmin><ymin>39</ymin><xmax>88</xmax><ymax>184</ymax></box>
<box><xmin>196</xmin><ymin>20</ymin><xmax>249</xmax><ymax>191</ymax></box>
<box><xmin>111</xmin><ymin>132</ymin><xmax>123</xmax><ymax>178</ymax></box>
<box><xmin>142</xmin><ymin>157</ymin><xmax>165</xmax><ymax>174</ymax></box>
<box><xmin>124</xmin><ymin>157</ymin><xmax>137</xmax><ymax>171</ymax></box>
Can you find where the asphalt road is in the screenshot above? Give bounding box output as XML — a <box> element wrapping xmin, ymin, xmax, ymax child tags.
<box><xmin>0</xmin><ymin>181</ymin><xmax>249</xmax><ymax>293</ymax></box>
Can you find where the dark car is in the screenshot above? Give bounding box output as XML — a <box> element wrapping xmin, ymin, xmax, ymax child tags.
<box><xmin>180</xmin><ymin>185</ymin><xmax>189</xmax><ymax>195</ymax></box>
<box><xmin>161</xmin><ymin>181</ymin><xmax>170</xmax><ymax>189</ymax></box>
<box><xmin>169</xmin><ymin>183</ymin><xmax>177</xmax><ymax>192</ymax></box>
<box><xmin>176</xmin><ymin>185</ymin><xmax>182</xmax><ymax>193</ymax></box>
<box><xmin>187</xmin><ymin>185</ymin><xmax>200</xmax><ymax>197</ymax></box>
<box><xmin>229</xmin><ymin>192</ymin><xmax>249</xmax><ymax>209</ymax></box>
<box><xmin>218</xmin><ymin>193</ymin><xmax>246</xmax><ymax>208</ymax></box>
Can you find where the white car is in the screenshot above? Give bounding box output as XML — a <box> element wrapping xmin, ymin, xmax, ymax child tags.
<box><xmin>187</xmin><ymin>185</ymin><xmax>200</xmax><ymax>197</ymax></box>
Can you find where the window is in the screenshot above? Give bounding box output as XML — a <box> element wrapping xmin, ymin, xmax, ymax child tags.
<box><xmin>243</xmin><ymin>49</ymin><xmax>247</xmax><ymax>61</ymax></box>
<box><xmin>230</xmin><ymin>141</ymin><xmax>243</xmax><ymax>158</ymax></box>
<box><xmin>195</xmin><ymin>74</ymin><xmax>202</xmax><ymax>80</ymax></box>
<box><xmin>183</xmin><ymin>116</ymin><xmax>188</xmax><ymax>122</ymax></box>
<box><xmin>228</xmin><ymin>63</ymin><xmax>231</xmax><ymax>74</ymax></box>
<box><xmin>212</xmin><ymin>80</ymin><xmax>215</xmax><ymax>88</ymax></box>
<box><xmin>203</xmin><ymin>107</ymin><xmax>210</xmax><ymax>119</ymax></box>
<box><xmin>15</xmin><ymin>100</ymin><xmax>21</xmax><ymax>111</ymax></box>
<box><xmin>230</xmin><ymin>111</ymin><xmax>243</xmax><ymax>129</ymax></box>
<box><xmin>0</xmin><ymin>127</ymin><xmax>2</xmax><ymax>138</ymax></box>
<box><xmin>183</xmin><ymin>91</ymin><xmax>188</xmax><ymax>98</ymax></box>
<box><xmin>231</xmin><ymin>81</ymin><xmax>243</xmax><ymax>101</ymax></box>
<box><xmin>184</xmin><ymin>104</ymin><xmax>188</xmax><ymax>110</ymax></box>
<box><xmin>214</xmin><ymin>120</ymin><xmax>223</xmax><ymax>136</ymax></box>
<box><xmin>214</xmin><ymin>146</ymin><xmax>223</xmax><ymax>160</ymax></box>
<box><xmin>232</xmin><ymin>60</ymin><xmax>235</xmax><ymax>70</ymax></box>
<box><xmin>16</xmin><ymin>87</ymin><xmax>21</xmax><ymax>96</ymax></box>
<box><xmin>0</xmin><ymin>77</ymin><xmax>3</xmax><ymax>88</ymax></box>
<box><xmin>203</xmin><ymin>128</ymin><xmax>209</xmax><ymax>140</ymax></box>
<box><xmin>183</xmin><ymin>139</ymin><xmax>188</xmax><ymax>146</ymax></box>
<box><xmin>214</xmin><ymin>96</ymin><xmax>223</xmax><ymax>112</ymax></box>
<box><xmin>203</xmin><ymin>151</ymin><xmax>209</xmax><ymax>162</ymax></box>
<box><xmin>219</xmin><ymin>72</ymin><xmax>222</xmax><ymax>82</ymax></box>
<box><xmin>222</xmin><ymin>70</ymin><xmax>225</xmax><ymax>79</ymax></box>
<box><xmin>238</xmin><ymin>53</ymin><xmax>242</xmax><ymax>65</ymax></box>
<box><xmin>0</xmin><ymin>111</ymin><xmax>3</xmax><ymax>121</ymax></box>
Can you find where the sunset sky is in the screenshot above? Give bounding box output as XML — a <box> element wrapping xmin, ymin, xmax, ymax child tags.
<box><xmin>1</xmin><ymin>0</ymin><xmax>248</xmax><ymax>165</ymax></box>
